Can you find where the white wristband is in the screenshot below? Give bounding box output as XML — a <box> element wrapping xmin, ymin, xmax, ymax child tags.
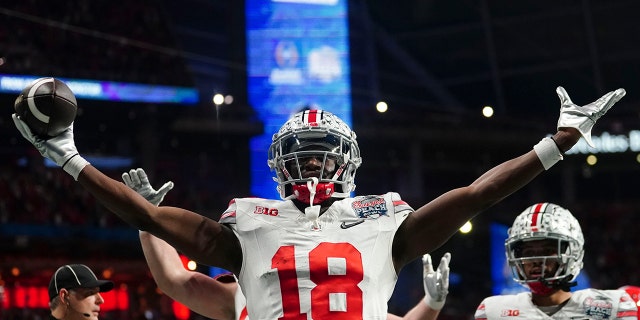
<box><xmin>62</xmin><ymin>154</ymin><xmax>90</xmax><ymax>180</ymax></box>
<box><xmin>533</xmin><ymin>137</ymin><xmax>563</xmax><ymax>170</ymax></box>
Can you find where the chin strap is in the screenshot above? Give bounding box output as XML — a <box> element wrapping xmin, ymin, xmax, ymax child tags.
<box><xmin>530</xmin><ymin>275</ymin><xmax>577</xmax><ymax>295</ymax></box>
<box><xmin>528</xmin><ymin>281</ymin><xmax>556</xmax><ymax>296</ymax></box>
<box><xmin>542</xmin><ymin>275</ymin><xmax>577</xmax><ymax>292</ymax></box>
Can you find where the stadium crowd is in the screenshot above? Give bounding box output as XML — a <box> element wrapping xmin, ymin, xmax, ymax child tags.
<box><xmin>2</xmin><ymin>0</ymin><xmax>192</xmax><ymax>86</ymax></box>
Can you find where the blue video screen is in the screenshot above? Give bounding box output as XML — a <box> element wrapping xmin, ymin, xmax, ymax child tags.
<box><xmin>246</xmin><ymin>0</ymin><xmax>352</xmax><ymax>199</ymax></box>
<box><xmin>0</xmin><ymin>74</ymin><xmax>198</xmax><ymax>104</ymax></box>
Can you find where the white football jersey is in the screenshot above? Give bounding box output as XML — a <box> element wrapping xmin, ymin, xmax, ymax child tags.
<box><xmin>219</xmin><ymin>192</ymin><xmax>413</xmax><ymax>320</ymax></box>
<box><xmin>474</xmin><ymin>289</ymin><xmax>638</xmax><ymax>320</ymax></box>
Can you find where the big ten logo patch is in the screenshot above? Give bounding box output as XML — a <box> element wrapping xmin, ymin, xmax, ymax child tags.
<box><xmin>500</xmin><ymin>309</ymin><xmax>520</xmax><ymax>317</ymax></box>
<box><xmin>254</xmin><ymin>206</ymin><xmax>279</xmax><ymax>216</ymax></box>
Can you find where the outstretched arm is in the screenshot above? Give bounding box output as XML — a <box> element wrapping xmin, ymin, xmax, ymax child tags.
<box><xmin>12</xmin><ymin>115</ymin><xmax>242</xmax><ymax>273</ymax></box>
<box><xmin>393</xmin><ymin>87</ymin><xmax>626</xmax><ymax>266</ymax></box>
<box><xmin>82</xmin><ymin>166</ymin><xmax>242</xmax><ymax>272</ymax></box>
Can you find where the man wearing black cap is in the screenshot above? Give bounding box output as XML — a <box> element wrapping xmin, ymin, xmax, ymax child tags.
<box><xmin>48</xmin><ymin>264</ymin><xmax>114</xmax><ymax>320</ymax></box>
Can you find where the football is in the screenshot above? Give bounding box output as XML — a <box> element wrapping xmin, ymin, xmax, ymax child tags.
<box><xmin>14</xmin><ymin>77</ymin><xmax>78</xmax><ymax>138</ymax></box>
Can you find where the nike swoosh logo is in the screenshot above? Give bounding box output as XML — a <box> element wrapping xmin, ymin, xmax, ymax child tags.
<box><xmin>340</xmin><ymin>220</ymin><xmax>364</xmax><ymax>229</ymax></box>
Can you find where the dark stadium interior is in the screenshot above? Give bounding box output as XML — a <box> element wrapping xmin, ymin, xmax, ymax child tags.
<box><xmin>1</xmin><ymin>0</ymin><xmax>640</xmax><ymax>318</ymax></box>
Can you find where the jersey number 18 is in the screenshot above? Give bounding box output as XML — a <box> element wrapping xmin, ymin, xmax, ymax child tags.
<box><xmin>272</xmin><ymin>242</ymin><xmax>364</xmax><ymax>319</ymax></box>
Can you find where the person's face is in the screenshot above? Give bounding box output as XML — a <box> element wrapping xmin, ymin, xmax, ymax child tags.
<box><xmin>518</xmin><ymin>239</ymin><xmax>560</xmax><ymax>280</ymax></box>
<box><xmin>70</xmin><ymin>287</ymin><xmax>105</xmax><ymax>319</ymax></box>
<box><xmin>297</xmin><ymin>154</ymin><xmax>336</xmax><ymax>178</ymax></box>
<box><xmin>287</xmin><ymin>147</ymin><xmax>338</xmax><ymax>180</ymax></box>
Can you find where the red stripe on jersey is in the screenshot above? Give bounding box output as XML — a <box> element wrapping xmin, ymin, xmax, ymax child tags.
<box><xmin>617</xmin><ymin>311</ymin><xmax>637</xmax><ymax>318</ymax></box>
<box><xmin>530</xmin><ymin>203</ymin><xmax>544</xmax><ymax>232</ymax></box>
<box><xmin>477</xmin><ymin>303</ymin><xmax>485</xmax><ymax>310</ymax></box>
<box><xmin>220</xmin><ymin>211</ymin><xmax>236</xmax><ymax>220</ymax></box>
<box><xmin>392</xmin><ymin>200</ymin><xmax>408</xmax><ymax>206</ymax></box>
<box><xmin>239</xmin><ymin>307</ymin><xmax>248</xmax><ymax>320</ymax></box>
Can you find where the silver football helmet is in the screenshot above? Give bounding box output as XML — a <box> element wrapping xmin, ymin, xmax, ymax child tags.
<box><xmin>268</xmin><ymin>110</ymin><xmax>362</xmax><ymax>203</ymax></box>
<box><xmin>505</xmin><ymin>203</ymin><xmax>584</xmax><ymax>293</ymax></box>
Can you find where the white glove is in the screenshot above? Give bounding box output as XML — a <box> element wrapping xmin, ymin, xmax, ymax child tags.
<box><xmin>422</xmin><ymin>252</ymin><xmax>451</xmax><ymax>311</ymax></box>
<box><xmin>122</xmin><ymin>168</ymin><xmax>174</xmax><ymax>206</ymax></box>
<box><xmin>12</xmin><ymin>113</ymin><xmax>89</xmax><ymax>180</ymax></box>
<box><xmin>556</xmin><ymin>86</ymin><xmax>626</xmax><ymax>147</ymax></box>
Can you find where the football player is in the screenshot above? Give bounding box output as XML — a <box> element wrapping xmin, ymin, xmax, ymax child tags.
<box><xmin>474</xmin><ymin>203</ymin><xmax>637</xmax><ymax>319</ymax></box>
<box><xmin>13</xmin><ymin>86</ymin><xmax>625</xmax><ymax>318</ymax></box>
<box><xmin>127</xmin><ymin>168</ymin><xmax>450</xmax><ymax>320</ymax></box>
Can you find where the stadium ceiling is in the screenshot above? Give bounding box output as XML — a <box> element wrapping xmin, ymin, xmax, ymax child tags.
<box><xmin>351</xmin><ymin>0</ymin><xmax>639</xmax><ymax>128</ymax></box>
<box><xmin>159</xmin><ymin>0</ymin><xmax>640</xmax><ymax>134</ymax></box>
<box><xmin>3</xmin><ymin>0</ymin><xmax>639</xmax><ymax>159</ymax></box>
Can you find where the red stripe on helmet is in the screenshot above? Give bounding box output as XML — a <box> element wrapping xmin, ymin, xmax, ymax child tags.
<box><xmin>530</xmin><ymin>203</ymin><xmax>545</xmax><ymax>232</ymax></box>
<box><xmin>308</xmin><ymin>110</ymin><xmax>318</xmax><ymax>122</ymax></box>
<box><xmin>305</xmin><ymin>109</ymin><xmax>321</xmax><ymax>126</ymax></box>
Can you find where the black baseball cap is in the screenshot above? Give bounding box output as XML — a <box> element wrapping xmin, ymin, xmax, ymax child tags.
<box><xmin>48</xmin><ymin>264</ymin><xmax>114</xmax><ymax>300</ymax></box>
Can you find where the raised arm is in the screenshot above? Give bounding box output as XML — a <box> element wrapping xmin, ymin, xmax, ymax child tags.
<box><xmin>12</xmin><ymin>115</ymin><xmax>242</xmax><ymax>273</ymax></box>
<box><xmin>124</xmin><ymin>168</ymin><xmax>238</xmax><ymax>320</ymax></box>
<box><xmin>139</xmin><ymin>231</ymin><xmax>237</xmax><ymax>320</ymax></box>
<box><xmin>122</xmin><ymin>169</ymin><xmax>238</xmax><ymax>320</ymax></box>
<box><xmin>393</xmin><ymin>87</ymin><xmax>626</xmax><ymax>266</ymax></box>
<box><xmin>387</xmin><ymin>253</ymin><xmax>451</xmax><ymax>320</ymax></box>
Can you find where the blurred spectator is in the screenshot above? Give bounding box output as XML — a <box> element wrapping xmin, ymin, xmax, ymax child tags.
<box><xmin>2</xmin><ymin>0</ymin><xmax>193</xmax><ymax>86</ymax></box>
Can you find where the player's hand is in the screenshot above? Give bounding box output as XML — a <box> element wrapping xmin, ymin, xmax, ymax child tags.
<box><xmin>422</xmin><ymin>252</ymin><xmax>451</xmax><ymax>311</ymax></box>
<box><xmin>13</xmin><ymin>113</ymin><xmax>78</xmax><ymax>166</ymax></box>
<box><xmin>556</xmin><ymin>86</ymin><xmax>626</xmax><ymax>147</ymax></box>
<box><xmin>13</xmin><ymin>113</ymin><xmax>88</xmax><ymax>180</ymax></box>
<box><xmin>122</xmin><ymin>168</ymin><xmax>174</xmax><ymax>206</ymax></box>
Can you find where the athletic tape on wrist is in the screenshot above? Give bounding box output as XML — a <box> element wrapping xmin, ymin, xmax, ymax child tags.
<box><xmin>424</xmin><ymin>296</ymin><xmax>445</xmax><ymax>310</ymax></box>
<box><xmin>62</xmin><ymin>154</ymin><xmax>90</xmax><ymax>180</ymax></box>
<box><xmin>533</xmin><ymin>137</ymin><xmax>563</xmax><ymax>170</ymax></box>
